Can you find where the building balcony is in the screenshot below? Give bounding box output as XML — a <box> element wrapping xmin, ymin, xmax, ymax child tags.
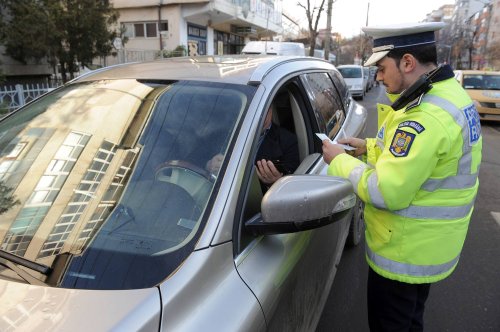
<box><xmin>184</xmin><ymin>0</ymin><xmax>283</xmax><ymax>37</ymax></box>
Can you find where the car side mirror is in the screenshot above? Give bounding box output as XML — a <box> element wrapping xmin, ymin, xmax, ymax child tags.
<box><xmin>245</xmin><ymin>175</ymin><xmax>356</xmax><ymax>235</ymax></box>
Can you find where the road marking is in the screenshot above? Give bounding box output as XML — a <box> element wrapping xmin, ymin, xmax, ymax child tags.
<box><xmin>491</xmin><ymin>212</ymin><xmax>500</xmax><ymax>227</ymax></box>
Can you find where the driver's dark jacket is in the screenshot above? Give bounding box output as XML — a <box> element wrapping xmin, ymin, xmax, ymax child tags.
<box><xmin>256</xmin><ymin>123</ymin><xmax>300</xmax><ymax>191</ymax></box>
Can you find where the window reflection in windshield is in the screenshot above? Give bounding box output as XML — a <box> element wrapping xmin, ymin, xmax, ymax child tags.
<box><xmin>0</xmin><ymin>80</ymin><xmax>254</xmax><ymax>289</ymax></box>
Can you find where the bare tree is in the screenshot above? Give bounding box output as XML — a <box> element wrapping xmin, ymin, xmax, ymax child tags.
<box><xmin>297</xmin><ymin>0</ymin><xmax>327</xmax><ymax>56</ymax></box>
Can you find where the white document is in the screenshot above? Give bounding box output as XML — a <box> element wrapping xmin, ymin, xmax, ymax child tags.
<box><xmin>315</xmin><ymin>133</ymin><xmax>356</xmax><ymax>151</ymax></box>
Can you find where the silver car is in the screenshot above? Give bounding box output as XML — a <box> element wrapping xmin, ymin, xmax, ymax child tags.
<box><xmin>0</xmin><ymin>55</ymin><xmax>366</xmax><ymax>331</ymax></box>
<box><xmin>337</xmin><ymin>64</ymin><xmax>367</xmax><ymax>100</ymax></box>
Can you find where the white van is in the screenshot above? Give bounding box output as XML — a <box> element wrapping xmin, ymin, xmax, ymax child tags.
<box><xmin>241</xmin><ymin>41</ymin><xmax>305</xmax><ymax>56</ymax></box>
<box><xmin>304</xmin><ymin>48</ymin><xmax>336</xmax><ymax>63</ymax></box>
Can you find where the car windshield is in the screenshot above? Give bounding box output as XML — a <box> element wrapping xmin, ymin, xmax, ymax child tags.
<box><xmin>338</xmin><ymin>67</ymin><xmax>362</xmax><ymax>79</ymax></box>
<box><xmin>463</xmin><ymin>74</ymin><xmax>500</xmax><ymax>90</ymax></box>
<box><xmin>0</xmin><ymin>79</ymin><xmax>255</xmax><ymax>289</ymax></box>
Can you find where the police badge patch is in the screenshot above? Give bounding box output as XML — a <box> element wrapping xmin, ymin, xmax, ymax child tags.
<box><xmin>390</xmin><ymin>129</ymin><xmax>415</xmax><ymax>157</ymax></box>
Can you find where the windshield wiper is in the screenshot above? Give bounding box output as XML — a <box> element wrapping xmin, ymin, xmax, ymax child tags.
<box><xmin>0</xmin><ymin>249</ymin><xmax>51</xmax><ymax>285</ymax></box>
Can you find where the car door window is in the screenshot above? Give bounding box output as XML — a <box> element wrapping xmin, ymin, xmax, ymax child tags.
<box><xmin>237</xmin><ymin>79</ymin><xmax>316</xmax><ymax>253</ymax></box>
<box><xmin>330</xmin><ymin>70</ymin><xmax>350</xmax><ymax>109</ymax></box>
<box><xmin>301</xmin><ymin>72</ymin><xmax>346</xmax><ymax>139</ymax></box>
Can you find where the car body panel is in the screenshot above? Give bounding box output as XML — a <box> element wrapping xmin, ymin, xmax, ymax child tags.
<box><xmin>159</xmin><ymin>242</ymin><xmax>265</xmax><ymax>332</ymax></box>
<box><xmin>0</xmin><ymin>280</ymin><xmax>161</xmax><ymax>331</ymax></box>
<box><xmin>235</xmin><ymin>168</ymin><xmax>352</xmax><ymax>331</ymax></box>
<box><xmin>454</xmin><ymin>70</ymin><xmax>500</xmax><ymax>121</ymax></box>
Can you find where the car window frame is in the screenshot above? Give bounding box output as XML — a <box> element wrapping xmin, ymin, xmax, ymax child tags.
<box><xmin>233</xmin><ymin>72</ymin><xmax>332</xmax><ymax>256</ymax></box>
<box><xmin>233</xmin><ymin>73</ymin><xmax>318</xmax><ymax>254</ymax></box>
<box><xmin>300</xmin><ymin>71</ymin><xmax>347</xmax><ymax>141</ymax></box>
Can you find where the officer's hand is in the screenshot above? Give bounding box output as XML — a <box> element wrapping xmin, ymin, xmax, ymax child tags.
<box><xmin>256</xmin><ymin>159</ymin><xmax>283</xmax><ymax>185</ymax></box>
<box><xmin>322</xmin><ymin>140</ymin><xmax>346</xmax><ymax>164</ymax></box>
<box><xmin>338</xmin><ymin>137</ymin><xmax>367</xmax><ymax>157</ymax></box>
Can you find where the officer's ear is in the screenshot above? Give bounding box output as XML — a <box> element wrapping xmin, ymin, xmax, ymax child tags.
<box><xmin>400</xmin><ymin>54</ymin><xmax>416</xmax><ymax>73</ymax></box>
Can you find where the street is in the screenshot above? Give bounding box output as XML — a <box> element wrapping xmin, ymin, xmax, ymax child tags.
<box><xmin>316</xmin><ymin>85</ymin><xmax>500</xmax><ymax>331</ymax></box>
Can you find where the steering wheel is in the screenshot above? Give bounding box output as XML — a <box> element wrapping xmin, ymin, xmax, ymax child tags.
<box><xmin>155</xmin><ymin>160</ymin><xmax>213</xmax><ymax>181</ymax></box>
<box><xmin>155</xmin><ymin>160</ymin><xmax>214</xmax><ymax>207</ymax></box>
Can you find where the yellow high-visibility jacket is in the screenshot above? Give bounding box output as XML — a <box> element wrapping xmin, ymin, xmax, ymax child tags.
<box><xmin>328</xmin><ymin>71</ymin><xmax>482</xmax><ymax>284</ymax></box>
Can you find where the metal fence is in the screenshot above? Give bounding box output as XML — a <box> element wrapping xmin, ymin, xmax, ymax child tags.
<box><xmin>0</xmin><ymin>83</ymin><xmax>61</xmax><ymax>116</ymax></box>
<box><xmin>0</xmin><ymin>49</ymin><xmax>188</xmax><ymax>117</ymax></box>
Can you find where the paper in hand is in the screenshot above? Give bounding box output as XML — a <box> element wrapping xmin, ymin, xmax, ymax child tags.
<box><xmin>315</xmin><ymin>133</ymin><xmax>356</xmax><ymax>151</ymax></box>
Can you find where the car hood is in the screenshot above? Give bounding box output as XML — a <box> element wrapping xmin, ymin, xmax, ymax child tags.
<box><xmin>466</xmin><ymin>89</ymin><xmax>500</xmax><ymax>101</ymax></box>
<box><xmin>0</xmin><ymin>279</ymin><xmax>161</xmax><ymax>331</ymax></box>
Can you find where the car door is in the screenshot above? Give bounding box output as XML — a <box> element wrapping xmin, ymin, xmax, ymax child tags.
<box><xmin>234</xmin><ymin>72</ymin><xmax>348</xmax><ymax>331</ymax></box>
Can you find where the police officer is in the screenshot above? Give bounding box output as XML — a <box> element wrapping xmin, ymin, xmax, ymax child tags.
<box><xmin>322</xmin><ymin>22</ymin><xmax>482</xmax><ymax>331</ymax></box>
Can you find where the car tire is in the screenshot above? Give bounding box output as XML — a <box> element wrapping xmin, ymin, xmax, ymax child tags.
<box><xmin>346</xmin><ymin>197</ymin><xmax>364</xmax><ymax>247</ymax></box>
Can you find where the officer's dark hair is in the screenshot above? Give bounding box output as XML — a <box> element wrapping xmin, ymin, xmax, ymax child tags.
<box><xmin>386</xmin><ymin>44</ymin><xmax>437</xmax><ymax>67</ymax></box>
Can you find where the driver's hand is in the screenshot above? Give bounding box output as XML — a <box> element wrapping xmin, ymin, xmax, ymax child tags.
<box><xmin>206</xmin><ymin>153</ymin><xmax>223</xmax><ymax>174</ymax></box>
<box><xmin>256</xmin><ymin>159</ymin><xmax>283</xmax><ymax>185</ymax></box>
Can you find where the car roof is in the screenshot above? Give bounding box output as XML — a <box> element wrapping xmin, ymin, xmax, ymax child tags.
<box><xmin>73</xmin><ymin>55</ymin><xmax>328</xmax><ymax>85</ymax></box>
<box><xmin>337</xmin><ymin>64</ymin><xmax>362</xmax><ymax>68</ymax></box>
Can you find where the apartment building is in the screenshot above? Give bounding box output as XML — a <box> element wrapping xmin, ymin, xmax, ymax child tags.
<box><xmin>485</xmin><ymin>0</ymin><xmax>500</xmax><ymax>69</ymax></box>
<box><xmin>423</xmin><ymin>4</ymin><xmax>455</xmax><ymax>64</ymax></box>
<box><xmin>450</xmin><ymin>0</ymin><xmax>489</xmax><ymax>69</ymax></box>
<box><xmin>107</xmin><ymin>0</ymin><xmax>283</xmax><ymax>65</ymax></box>
<box><xmin>470</xmin><ymin>4</ymin><xmax>492</xmax><ymax>69</ymax></box>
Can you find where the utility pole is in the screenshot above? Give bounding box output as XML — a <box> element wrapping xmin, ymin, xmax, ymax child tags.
<box><xmin>324</xmin><ymin>0</ymin><xmax>334</xmax><ymax>62</ymax></box>
<box><xmin>366</xmin><ymin>1</ymin><xmax>370</xmax><ymax>26</ymax></box>
<box><xmin>360</xmin><ymin>0</ymin><xmax>370</xmax><ymax>63</ymax></box>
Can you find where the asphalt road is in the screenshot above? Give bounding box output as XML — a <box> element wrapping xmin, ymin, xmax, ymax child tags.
<box><xmin>316</xmin><ymin>85</ymin><xmax>500</xmax><ymax>332</ymax></box>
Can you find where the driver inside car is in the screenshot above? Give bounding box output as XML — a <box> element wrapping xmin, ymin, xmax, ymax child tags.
<box><xmin>206</xmin><ymin>102</ymin><xmax>300</xmax><ymax>192</ymax></box>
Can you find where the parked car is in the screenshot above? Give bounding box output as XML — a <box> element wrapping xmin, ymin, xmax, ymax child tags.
<box><xmin>0</xmin><ymin>55</ymin><xmax>366</xmax><ymax>331</ymax></box>
<box><xmin>337</xmin><ymin>64</ymin><xmax>367</xmax><ymax>100</ymax></box>
<box><xmin>369</xmin><ymin>66</ymin><xmax>379</xmax><ymax>87</ymax></box>
<box><xmin>454</xmin><ymin>70</ymin><xmax>500</xmax><ymax>121</ymax></box>
<box><xmin>363</xmin><ymin>67</ymin><xmax>372</xmax><ymax>91</ymax></box>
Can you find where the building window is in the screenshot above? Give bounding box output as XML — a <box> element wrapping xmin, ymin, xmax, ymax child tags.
<box><xmin>134</xmin><ymin>23</ymin><xmax>145</xmax><ymax>37</ymax></box>
<box><xmin>146</xmin><ymin>23</ymin><xmax>157</xmax><ymax>37</ymax></box>
<box><xmin>77</xmin><ymin>149</ymin><xmax>138</xmax><ymax>249</ymax></box>
<box><xmin>37</xmin><ymin>140</ymin><xmax>118</xmax><ymax>258</ymax></box>
<box><xmin>214</xmin><ymin>30</ymin><xmax>244</xmax><ymax>55</ymax></box>
<box><xmin>123</xmin><ymin>21</ymin><xmax>168</xmax><ymax>39</ymax></box>
<box><xmin>188</xmin><ymin>24</ymin><xmax>207</xmax><ymax>56</ymax></box>
<box><xmin>1</xmin><ymin>131</ymin><xmax>90</xmax><ymax>257</ymax></box>
<box><xmin>188</xmin><ymin>24</ymin><xmax>207</xmax><ymax>38</ymax></box>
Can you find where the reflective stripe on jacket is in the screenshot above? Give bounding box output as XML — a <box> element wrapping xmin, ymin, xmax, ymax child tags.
<box><xmin>328</xmin><ymin>77</ymin><xmax>482</xmax><ymax>284</ymax></box>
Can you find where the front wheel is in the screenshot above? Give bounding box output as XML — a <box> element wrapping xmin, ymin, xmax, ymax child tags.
<box><xmin>346</xmin><ymin>197</ymin><xmax>364</xmax><ymax>247</ymax></box>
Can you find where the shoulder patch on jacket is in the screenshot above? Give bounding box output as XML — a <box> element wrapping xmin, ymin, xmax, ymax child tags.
<box><xmin>390</xmin><ymin>129</ymin><xmax>415</xmax><ymax>157</ymax></box>
<box><xmin>397</xmin><ymin>120</ymin><xmax>425</xmax><ymax>133</ymax></box>
<box><xmin>463</xmin><ymin>104</ymin><xmax>481</xmax><ymax>145</ymax></box>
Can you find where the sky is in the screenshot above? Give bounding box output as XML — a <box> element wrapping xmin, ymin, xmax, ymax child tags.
<box><xmin>286</xmin><ymin>0</ymin><xmax>455</xmax><ymax>38</ymax></box>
